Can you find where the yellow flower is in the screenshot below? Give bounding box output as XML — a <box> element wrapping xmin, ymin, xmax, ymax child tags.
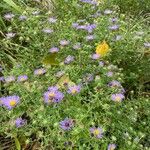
<box><xmin>96</xmin><ymin>41</ymin><xmax>110</xmax><ymax>57</ymax></box>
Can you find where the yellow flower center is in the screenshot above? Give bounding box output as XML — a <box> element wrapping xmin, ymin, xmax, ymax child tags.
<box><xmin>93</xmin><ymin>129</ymin><xmax>100</xmax><ymax>135</ymax></box>
<box><xmin>38</xmin><ymin>70</ymin><xmax>43</xmax><ymax>74</ymax></box>
<box><xmin>10</xmin><ymin>100</ymin><xmax>16</xmax><ymax>106</ymax></box>
<box><xmin>49</xmin><ymin>92</ymin><xmax>55</xmax><ymax>97</ymax></box>
<box><xmin>115</xmin><ymin>96</ymin><xmax>121</xmax><ymax>102</ymax></box>
<box><xmin>71</xmin><ymin>89</ymin><xmax>77</xmax><ymax>94</ymax></box>
<box><xmin>20</xmin><ymin>77</ymin><xmax>25</xmax><ymax>81</ymax></box>
<box><xmin>110</xmin><ymin>147</ymin><xmax>115</xmax><ymax>150</ymax></box>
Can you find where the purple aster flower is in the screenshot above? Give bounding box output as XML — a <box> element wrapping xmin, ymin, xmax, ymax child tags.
<box><xmin>60</xmin><ymin>118</ymin><xmax>74</xmax><ymax>130</ymax></box>
<box><xmin>4</xmin><ymin>13</ymin><xmax>14</xmax><ymax>20</ymax></box>
<box><xmin>3</xmin><ymin>95</ymin><xmax>20</xmax><ymax>110</ymax></box>
<box><xmin>83</xmin><ymin>73</ymin><xmax>94</xmax><ymax>82</ymax></box>
<box><xmin>19</xmin><ymin>15</ymin><xmax>27</xmax><ymax>21</ymax></box>
<box><xmin>106</xmin><ymin>71</ymin><xmax>113</xmax><ymax>77</ymax></box>
<box><xmin>55</xmin><ymin>71</ymin><xmax>65</xmax><ymax>78</ymax></box>
<box><xmin>80</xmin><ymin>0</ymin><xmax>97</xmax><ymax>5</ymax></box>
<box><xmin>107</xmin><ymin>144</ymin><xmax>117</xmax><ymax>150</ymax></box>
<box><xmin>60</xmin><ymin>40</ymin><xmax>70</xmax><ymax>46</ymax></box>
<box><xmin>17</xmin><ymin>75</ymin><xmax>28</xmax><ymax>82</ymax></box>
<box><xmin>73</xmin><ymin>43</ymin><xmax>81</xmax><ymax>50</ymax></box>
<box><xmin>108</xmin><ymin>25</ymin><xmax>119</xmax><ymax>31</ymax></box>
<box><xmin>34</xmin><ymin>68</ymin><xmax>46</xmax><ymax>75</ymax></box>
<box><xmin>48</xmin><ymin>86</ymin><xmax>59</xmax><ymax>92</ymax></box>
<box><xmin>48</xmin><ymin>17</ymin><xmax>57</xmax><ymax>23</ymax></box>
<box><xmin>85</xmin><ymin>35</ymin><xmax>95</xmax><ymax>41</ymax></box>
<box><xmin>111</xmin><ymin>93</ymin><xmax>125</xmax><ymax>102</ymax></box>
<box><xmin>5</xmin><ymin>76</ymin><xmax>15</xmax><ymax>83</ymax></box>
<box><xmin>108</xmin><ymin>80</ymin><xmax>121</xmax><ymax>87</ymax></box>
<box><xmin>90</xmin><ymin>127</ymin><xmax>103</xmax><ymax>138</ymax></box>
<box><xmin>109</xmin><ymin>17</ymin><xmax>118</xmax><ymax>23</ymax></box>
<box><xmin>144</xmin><ymin>42</ymin><xmax>150</xmax><ymax>48</ymax></box>
<box><xmin>104</xmin><ymin>9</ymin><xmax>113</xmax><ymax>15</ymax></box>
<box><xmin>44</xmin><ymin>89</ymin><xmax>64</xmax><ymax>104</ymax></box>
<box><xmin>72</xmin><ymin>22</ymin><xmax>79</xmax><ymax>28</ymax></box>
<box><xmin>49</xmin><ymin>47</ymin><xmax>59</xmax><ymax>53</ymax></box>
<box><xmin>91</xmin><ymin>53</ymin><xmax>100</xmax><ymax>60</ymax></box>
<box><xmin>99</xmin><ymin>61</ymin><xmax>104</xmax><ymax>67</ymax></box>
<box><xmin>0</xmin><ymin>76</ymin><xmax>4</xmax><ymax>82</ymax></box>
<box><xmin>42</xmin><ymin>28</ymin><xmax>53</xmax><ymax>34</ymax></box>
<box><xmin>64</xmin><ymin>55</ymin><xmax>74</xmax><ymax>64</ymax></box>
<box><xmin>68</xmin><ymin>85</ymin><xmax>81</xmax><ymax>95</ymax></box>
<box><xmin>77</xmin><ymin>25</ymin><xmax>87</xmax><ymax>30</ymax></box>
<box><xmin>15</xmin><ymin>118</ymin><xmax>26</xmax><ymax>128</ymax></box>
<box><xmin>6</xmin><ymin>32</ymin><xmax>16</xmax><ymax>39</ymax></box>
<box><xmin>32</xmin><ymin>10</ymin><xmax>40</xmax><ymax>15</ymax></box>
<box><xmin>86</xmin><ymin>24</ymin><xmax>97</xmax><ymax>33</ymax></box>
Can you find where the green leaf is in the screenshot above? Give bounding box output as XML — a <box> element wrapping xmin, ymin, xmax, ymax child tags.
<box><xmin>2</xmin><ymin>0</ymin><xmax>22</xmax><ymax>12</ymax></box>
<box><xmin>42</xmin><ymin>53</ymin><xmax>59</xmax><ymax>66</ymax></box>
<box><xmin>14</xmin><ymin>137</ymin><xmax>21</xmax><ymax>150</ymax></box>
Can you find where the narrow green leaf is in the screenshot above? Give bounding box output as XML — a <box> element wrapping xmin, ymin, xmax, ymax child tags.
<box><xmin>2</xmin><ymin>0</ymin><xmax>22</xmax><ymax>12</ymax></box>
<box><xmin>14</xmin><ymin>137</ymin><xmax>21</xmax><ymax>150</ymax></box>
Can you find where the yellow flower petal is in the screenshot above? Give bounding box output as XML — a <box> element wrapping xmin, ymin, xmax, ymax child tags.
<box><xmin>96</xmin><ymin>41</ymin><xmax>110</xmax><ymax>57</ymax></box>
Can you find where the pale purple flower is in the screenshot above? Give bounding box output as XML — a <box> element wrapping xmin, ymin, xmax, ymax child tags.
<box><xmin>19</xmin><ymin>15</ymin><xmax>27</xmax><ymax>21</ymax></box>
<box><xmin>44</xmin><ymin>88</ymin><xmax>64</xmax><ymax>104</ymax></box>
<box><xmin>73</xmin><ymin>43</ymin><xmax>81</xmax><ymax>50</ymax></box>
<box><xmin>55</xmin><ymin>71</ymin><xmax>65</xmax><ymax>78</ymax></box>
<box><xmin>42</xmin><ymin>28</ymin><xmax>53</xmax><ymax>34</ymax></box>
<box><xmin>64</xmin><ymin>55</ymin><xmax>74</xmax><ymax>64</ymax></box>
<box><xmin>83</xmin><ymin>73</ymin><xmax>94</xmax><ymax>82</ymax></box>
<box><xmin>0</xmin><ymin>76</ymin><xmax>4</xmax><ymax>82</ymax></box>
<box><xmin>107</xmin><ymin>144</ymin><xmax>116</xmax><ymax>150</ymax></box>
<box><xmin>34</xmin><ymin>68</ymin><xmax>46</xmax><ymax>75</ymax></box>
<box><xmin>108</xmin><ymin>25</ymin><xmax>119</xmax><ymax>30</ymax></box>
<box><xmin>48</xmin><ymin>17</ymin><xmax>57</xmax><ymax>23</ymax></box>
<box><xmin>108</xmin><ymin>80</ymin><xmax>121</xmax><ymax>87</ymax></box>
<box><xmin>144</xmin><ymin>42</ymin><xmax>150</xmax><ymax>48</ymax></box>
<box><xmin>68</xmin><ymin>85</ymin><xmax>81</xmax><ymax>95</ymax></box>
<box><xmin>4</xmin><ymin>13</ymin><xmax>14</xmax><ymax>20</ymax></box>
<box><xmin>15</xmin><ymin>118</ymin><xmax>26</xmax><ymax>128</ymax></box>
<box><xmin>6</xmin><ymin>32</ymin><xmax>16</xmax><ymax>39</ymax></box>
<box><xmin>60</xmin><ymin>118</ymin><xmax>74</xmax><ymax>130</ymax></box>
<box><xmin>49</xmin><ymin>47</ymin><xmax>59</xmax><ymax>53</ymax></box>
<box><xmin>109</xmin><ymin>17</ymin><xmax>118</xmax><ymax>23</ymax></box>
<box><xmin>3</xmin><ymin>95</ymin><xmax>20</xmax><ymax>110</ymax></box>
<box><xmin>80</xmin><ymin>0</ymin><xmax>97</xmax><ymax>5</ymax></box>
<box><xmin>106</xmin><ymin>71</ymin><xmax>113</xmax><ymax>77</ymax></box>
<box><xmin>72</xmin><ymin>22</ymin><xmax>79</xmax><ymax>28</ymax></box>
<box><xmin>99</xmin><ymin>61</ymin><xmax>104</xmax><ymax>67</ymax></box>
<box><xmin>86</xmin><ymin>24</ymin><xmax>97</xmax><ymax>33</ymax></box>
<box><xmin>90</xmin><ymin>127</ymin><xmax>103</xmax><ymax>138</ymax></box>
<box><xmin>60</xmin><ymin>40</ymin><xmax>70</xmax><ymax>46</ymax></box>
<box><xmin>104</xmin><ymin>9</ymin><xmax>113</xmax><ymax>15</ymax></box>
<box><xmin>17</xmin><ymin>75</ymin><xmax>28</xmax><ymax>82</ymax></box>
<box><xmin>91</xmin><ymin>53</ymin><xmax>100</xmax><ymax>60</ymax></box>
<box><xmin>77</xmin><ymin>25</ymin><xmax>87</xmax><ymax>30</ymax></box>
<box><xmin>85</xmin><ymin>35</ymin><xmax>95</xmax><ymax>41</ymax></box>
<box><xmin>111</xmin><ymin>93</ymin><xmax>125</xmax><ymax>102</ymax></box>
<box><xmin>5</xmin><ymin>76</ymin><xmax>15</xmax><ymax>83</ymax></box>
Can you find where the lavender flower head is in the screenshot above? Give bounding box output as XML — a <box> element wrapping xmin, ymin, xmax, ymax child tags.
<box><xmin>19</xmin><ymin>15</ymin><xmax>27</xmax><ymax>21</ymax></box>
<box><xmin>68</xmin><ymin>85</ymin><xmax>81</xmax><ymax>95</ymax></box>
<box><xmin>99</xmin><ymin>61</ymin><xmax>104</xmax><ymax>67</ymax></box>
<box><xmin>48</xmin><ymin>17</ymin><xmax>57</xmax><ymax>23</ymax></box>
<box><xmin>44</xmin><ymin>87</ymin><xmax>64</xmax><ymax>104</ymax></box>
<box><xmin>42</xmin><ymin>28</ymin><xmax>53</xmax><ymax>34</ymax></box>
<box><xmin>73</xmin><ymin>43</ymin><xmax>81</xmax><ymax>50</ymax></box>
<box><xmin>72</xmin><ymin>22</ymin><xmax>79</xmax><ymax>28</ymax></box>
<box><xmin>109</xmin><ymin>17</ymin><xmax>118</xmax><ymax>23</ymax></box>
<box><xmin>15</xmin><ymin>118</ymin><xmax>26</xmax><ymax>128</ymax></box>
<box><xmin>106</xmin><ymin>71</ymin><xmax>113</xmax><ymax>77</ymax></box>
<box><xmin>3</xmin><ymin>95</ymin><xmax>20</xmax><ymax>110</ymax></box>
<box><xmin>49</xmin><ymin>47</ymin><xmax>59</xmax><ymax>53</ymax></box>
<box><xmin>60</xmin><ymin>40</ymin><xmax>70</xmax><ymax>46</ymax></box>
<box><xmin>107</xmin><ymin>144</ymin><xmax>117</xmax><ymax>150</ymax></box>
<box><xmin>17</xmin><ymin>75</ymin><xmax>28</xmax><ymax>82</ymax></box>
<box><xmin>108</xmin><ymin>25</ymin><xmax>119</xmax><ymax>31</ymax></box>
<box><xmin>83</xmin><ymin>73</ymin><xmax>94</xmax><ymax>82</ymax></box>
<box><xmin>90</xmin><ymin>127</ymin><xmax>103</xmax><ymax>138</ymax></box>
<box><xmin>111</xmin><ymin>93</ymin><xmax>125</xmax><ymax>102</ymax></box>
<box><xmin>6</xmin><ymin>32</ymin><xmax>16</xmax><ymax>39</ymax></box>
<box><xmin>91</xmin><ymin>53</ymin><xmax>100</xmax><ymax>60</ymax></box>
<box><xmin>108</xmin><ymin>80</ymin><xmax>121</xmax><ymax>87</ymax></box>
<box><xmin>64</xmin><ymin>55</ymin><xmax>74</xmax><ymax>64</ymax></box>
<box><xmin>4</xmin><ymin>13</ymin><xmax>14</xmax><ymax>20</ymax></box>
<box><xmin>86</xmin><ymin>24</ymin><xmax>97</xmax><ymax>33</ymax></box>
<box><xmin>144</xmin><ymin>42</ymin><xmax>150</xmax><ymax>48</ymax></box>
<box><xmin>5</xmin><ymin>76</ymin><xmax>15</xmax><ymax>83</ymax></box>
<box><xmin>0</xmin><ymin>76</ymin><xmax>4</xmax><ymax>82</ymax></box>
<box><xmin>34</xmin><ymin>68</ymin><xmax>46</xmax><ymax>75</ymax></box>
<box><xmin>60</xmin><ymin>118</ymin><xmax>74</xmax><ymax>130</ymax></box>
<box><xmin>86</xmin><ymin>35</ymin><xmax>95</xmax><ymax>41</ymax></box>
